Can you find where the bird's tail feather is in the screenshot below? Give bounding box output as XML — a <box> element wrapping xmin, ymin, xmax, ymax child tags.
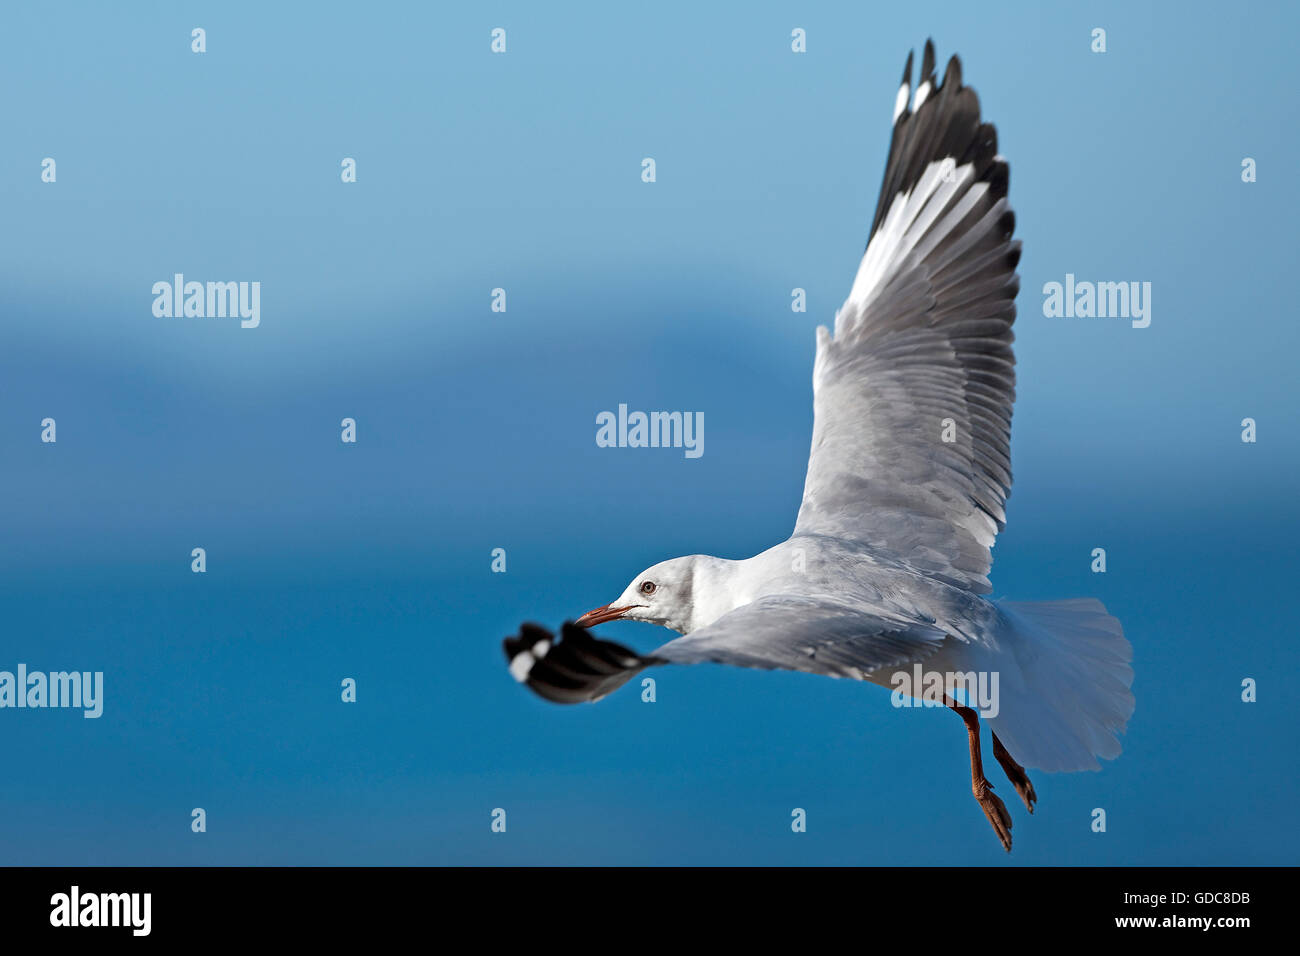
<box><xmin>980</xmin><ymin>598</ymin><xmax>1134</xmax><ymax>772</ymax></box>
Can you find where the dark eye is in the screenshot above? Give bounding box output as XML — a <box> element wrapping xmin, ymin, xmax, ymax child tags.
<box><xmin>640</xmin><ymin>581</ymin><xmax>657</xmax><ymax>595</ymax></box>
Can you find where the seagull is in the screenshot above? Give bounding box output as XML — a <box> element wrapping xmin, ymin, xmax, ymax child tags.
<box><xmin>504</xmin><ymin>40</ymin><xmax>1134</xmax><ymax>852</ymax></box>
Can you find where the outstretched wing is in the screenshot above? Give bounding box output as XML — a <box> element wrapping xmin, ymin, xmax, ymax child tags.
<box><xmin>653</xmin><ymin>595</ymin><xmax>948</xmax><ymax>679</ymax></box>
<box><xmin>504</xmin><ymin>598</ymin><xmax>949</xmax><ymax>704</ymax></box>
<box><xmin>794</xmin><ymin>41</ymin><xmax>1020</xmax><ymax>595</ymax></box>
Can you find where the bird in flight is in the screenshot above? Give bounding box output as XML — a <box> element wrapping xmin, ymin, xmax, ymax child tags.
<box><xmin>504</xmin><ymin>40</ymin><xmax>1134</xmax><ymax>852</ymax></box>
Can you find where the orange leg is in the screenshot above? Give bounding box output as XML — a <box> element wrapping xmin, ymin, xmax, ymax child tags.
<box><xmin>992</xmin><ymin>731</ymin><xmax>1037</xmax><ymax>814</ymax></box>
<box><xmin>945</xmin><ymin>694</ymin><xmax>1013</xmax><ymax>852</ymax></box>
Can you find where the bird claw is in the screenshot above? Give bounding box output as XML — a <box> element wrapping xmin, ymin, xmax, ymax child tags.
<box><xmin>1008</xmin><ymin>775</ymin><xmax>1037</xmax><ymax>815</ymax></box>
<box><xmin>975</xmin><ymin>781</ymin><xmax>1013</xmax><ymax>852</ymax></box>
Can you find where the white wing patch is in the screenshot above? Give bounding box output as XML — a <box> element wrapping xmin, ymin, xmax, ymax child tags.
<box><xmin>892</xmin><ymin>82</ymin><xmax>909</xmax><ymax>123</ymax></box>
<box><xmin>842</xmin><ymin>158</ymin><xmax>975</xmax><ymax>322</ymax></box>
<box><xmin>912</xmin><ymin>79</ymin><xmax>932</xmax><ymax>111</ymax></box>
<box><xmin>507</xmin><ymin>638</ymin><xmax>549</xmax><ymax>682</ymax></box>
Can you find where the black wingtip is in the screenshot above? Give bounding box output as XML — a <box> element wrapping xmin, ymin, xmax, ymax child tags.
<box><xmin>944</xmin><ymin>54</ymin><xmax>962</xmax><ymax>90</ymax></box>
<box><xmin>502</xmin><ymin>623</ymin><xmax>550</xmax><ymax>676</ymax></box>
<box><xmin>921</xmin><ymin>39</ymin><xmax>936</xmax><ymax>82</ymax></box>
<box><xmin>901</xmin><ymin>49</ymin><xmax>914</xmax><ymax>86</ymax></box>
<box><xmin>985</xmin><ymin>159</ymin><xmax>1010</xmax><ymax>201</ymax></box>
<box><xmin>504</xmin><ymin>621</ymin><xmax>662</xmax><ymax>705</ymax></box>
<box><xmin>868</xmin><ymin>40</ymin><xmax>1011</xmax><ymax>243</ymax></box>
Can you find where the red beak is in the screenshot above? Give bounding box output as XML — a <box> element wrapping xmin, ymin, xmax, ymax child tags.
<box><xmin>575</xmin><ymin>603</ymin><xmax>637</xmax><ymax>627</ymax></box>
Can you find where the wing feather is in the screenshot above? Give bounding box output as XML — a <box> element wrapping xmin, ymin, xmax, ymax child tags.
<box><xmin>795</xmin><ymin>42</ymin><xmax>1019</xmax><ymax>595</ymax></box>
<box><xmin>653</xmin><ymin>595</ymin><xmax>948</xmax><ymax>678</ymax></box>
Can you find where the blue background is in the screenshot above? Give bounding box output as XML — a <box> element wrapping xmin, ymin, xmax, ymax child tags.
<box><xmin>1</xmin><ymin>0</ymin><xmax>1296</xmax><ymax>865</ymax></box>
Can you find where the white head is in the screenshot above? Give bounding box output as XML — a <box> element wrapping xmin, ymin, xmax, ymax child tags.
<box><xmin>576</xmin><ymin>555</ymin><xmax>699</xmax><ymax>634</ymax></box>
